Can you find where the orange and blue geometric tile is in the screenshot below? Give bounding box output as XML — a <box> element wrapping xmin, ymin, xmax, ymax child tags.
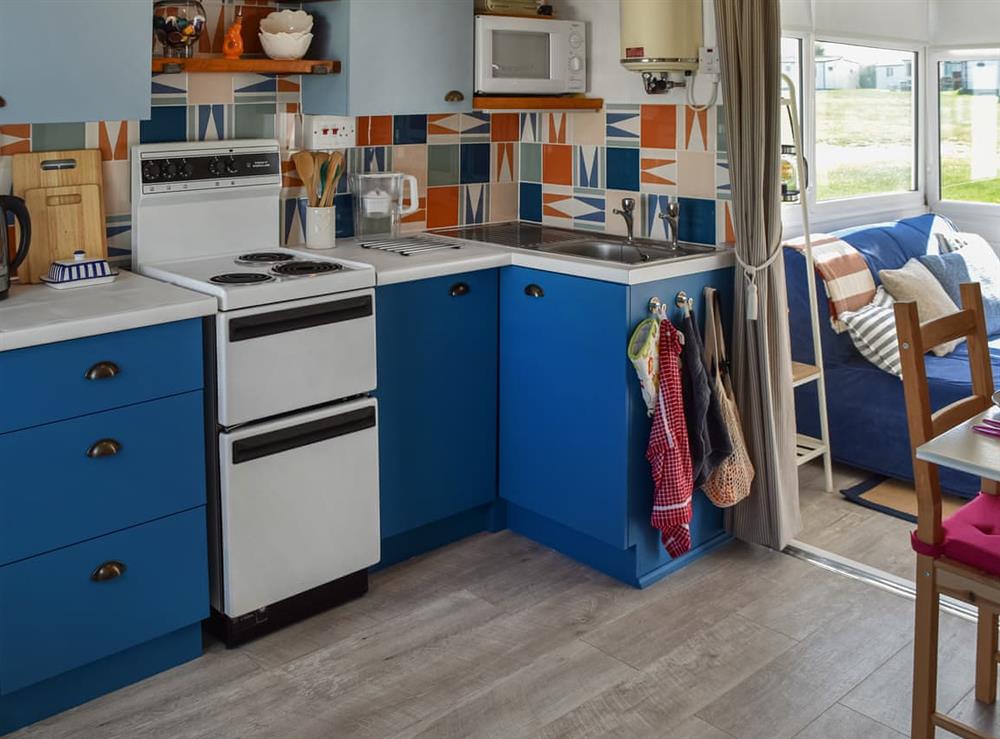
<box><xmin>640</xmin><ymin>104</ymin><xmax>677</xmax><ymax>149</ymax></box>
<box><xmin>461</xmin><ymin>183</ymin><xmax>490</xmax><ymax>225</ymax></box>
<box><xmin>716</xmin><ymin>199</ymin><xmax>736</xmax><ymax>245</ymax></box>
<box><xmin>716</xmin><ymin>156</ymin><xmax>730</xmax><ymax>200</ymax></box>
<box><xmin>682</xmin><ymin>105</ymin><xmax>714</xmax><ymax>152</ymax></box>
<box><xmin>233</xmin><ymin>73</ymin><xmax>277</xmax><ymax>103</ymax></box>
<box><xmin>0</xmin><ymin>125</ymin><xmax>30</xmax><ymax>156</ymax></box>
<box><xmin>520</xmin><ymin>113</ymin><xmax>542</xmax><ymax>143</ymax></box>
<box><xmin>188</xmin><ymin>104</ymin><xmax>232</xmax><ymax>141</ymax></box>
<box><xmin>639</xmin><ymin>148</ymin><xmax>677</xmax><ymax>195</ymax></box>
<box><xmin>543</xmin><ymin>112</ymin><xmax>569</xmax><ymax>144</ymax></box>
<box><xmin>428</xmin><ymin>114</ymin><xmax>462</xmax><ymax>144</ymax></box>
<box><xmin>492</xmin><ymin>142</ymin><xmax>517</xmax><ymax>183</ymax></box>
<box><xmin>282</xmin><ymin>196</ymin><xmax>307</xmax><ymax>246</ymax></box>
<box><xmin>151</xmin><ymin>73</ymin><xmax>187</xmax><ymax>107</ymax></box>
<box><xmin>542</xmin><ymin>184</ymin><xmax>574</xmax><ymax>225</ymax></box>
<box><xmin>542</xmin><ymin>144</ymin><xmax>572</xmax><ymax>186</ymax></box>
<box><xmin>606</xmin><ymin>104</ymin><xmax>640</xmax><ymax>147</ymax></box>
<box><xmin>574</xmin><ymin>145</ymin><xmax>603</xmax><ymax>189</ymax></box>
<box><xmin>86</xmin><ymin>121</ymin><xmax>138</xmax><ymax>162</ymax></box>
<box><xmin>460</xmin><ymin>112</ymin><xmax>490</xmax><ymax>141</ymax></box>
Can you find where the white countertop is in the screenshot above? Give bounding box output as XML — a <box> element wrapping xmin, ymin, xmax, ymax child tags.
<box><xmin>310</xmin><ymin>236</ymin><xmax>736</xmax><ymax>286</ymax></box>
<box><xmin>0</xmin><ymin>271</ymin><xmax>218</xmax><ymax>352</ymax></box>
<box><xmin>917</xmin><ymin>406</ymin><xmax>1000</xmax><ymax>481</ymax></box>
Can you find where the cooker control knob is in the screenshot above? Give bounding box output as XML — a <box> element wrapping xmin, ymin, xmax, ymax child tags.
<box><xmin>225</xmin><ymin>156</ymin><xmax>239</xmax><ymax>174</ymax></box>
<box><xmin>569</xmin><ymin>32</ymin><xmax>583</xmax><ymax>49</ymax></box>
<box><xmin>142</xmin><ymin>161</ymin><xmax>162</xmax><ymax>181</ymax></box>
<box><xmin>569</xmin><ymin>56</ymin><xmax>583</xmax><ymax>73</ymax></box>
<box><xmin>164</xmin><ymin>160</ymin><xmax>178</xmax><ymax>179</ymax></box>
<box><xmin>179</xmin><ymin>160</ymin><xmax>194</xmax><ymax>178</ymax></box>
<box><xmin>208</xmin><ymin>157</ymin><xmax>222</xmax><ymax>176</ymax></box>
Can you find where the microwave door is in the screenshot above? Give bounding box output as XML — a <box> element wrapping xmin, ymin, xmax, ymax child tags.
<box><xmin>478</xmin><ymin>26</ymin><xmax>565</xmax><ymax>94</ymax></box>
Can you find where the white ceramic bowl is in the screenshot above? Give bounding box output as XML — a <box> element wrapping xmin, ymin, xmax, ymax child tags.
<box><xmin>260</xmin><ymin>9</ymin><xmax>313</xmax><ymax>34</ymax></box>
<box><xmin>259</xmin><ymin>31</ymin><xmax>313</xmax><ymax>60</ymax></box>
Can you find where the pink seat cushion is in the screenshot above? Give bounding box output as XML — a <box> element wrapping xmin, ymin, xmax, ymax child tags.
<box><xmin>911</xmin><ymin>493</ymin><xmax>1000</xmax><ymax>576</ymax></box>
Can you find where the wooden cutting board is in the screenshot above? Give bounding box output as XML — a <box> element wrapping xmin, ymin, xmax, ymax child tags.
<box><xmin>20</xmin><ymin>185</ymin><xmax>106</xmax><ymax>284</ymax></box>
<box><xmin>12</xmin><ymin>149</ymin><xmax>106</xmax><ymax>284</ymax></box>
<box><xmin>12</xmin><ymin>149</ymin><xmax>103</xmax><ymax>195</ymax></box>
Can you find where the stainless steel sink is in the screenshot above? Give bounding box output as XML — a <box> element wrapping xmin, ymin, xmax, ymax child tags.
<box><xmin>536</xmin><ymin>238</ymin><xmax>716</xmax><ymax>265</ymax></box>
<box><xmin>430</xmin><ymin>222</ymin><xmax>717</xmax><ymax>266</ymax></box>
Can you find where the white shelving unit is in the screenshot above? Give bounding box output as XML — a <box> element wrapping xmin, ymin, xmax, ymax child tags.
<box><xmin>781</xmin><ymin>73</ymin><xmax>834</xmax><ymax>493</ymax></box>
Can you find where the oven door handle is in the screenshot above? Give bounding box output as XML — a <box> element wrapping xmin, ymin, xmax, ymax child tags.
<box><xmin>229</xmin><ymin>295</ymin><xmax>373</xmax><ymax>342</ymax></box>
<box><xmin>231</xmin><ymin>406</ymin><xmax>376</xmax><ymax>464</ymax></box>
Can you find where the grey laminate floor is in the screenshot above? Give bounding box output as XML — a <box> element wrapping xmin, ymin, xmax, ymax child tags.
<box><xmin>795</xmin><ymin>459</ymin><xmax>918</xmax><ymax>581</ymax></box>
<box><xmin>14</xmin><ymin>524</ymin><xmax>1000</xmax><ymax>738</ymax></box>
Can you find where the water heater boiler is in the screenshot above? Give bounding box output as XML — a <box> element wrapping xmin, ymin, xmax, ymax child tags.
<box><xmin>620</xmin><ymin>0</ymin><xmax>702</xmax><ymax>73</ymax></box>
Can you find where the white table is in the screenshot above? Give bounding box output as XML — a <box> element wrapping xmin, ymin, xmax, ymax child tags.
<box><xmin>917</xmin><ymin>406</ymin><xmax>1000</xmax><ymax>482</ymax></box>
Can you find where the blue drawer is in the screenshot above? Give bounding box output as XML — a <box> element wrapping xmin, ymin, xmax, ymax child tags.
<box><xmin>0</xmin><ymin>507</ymin><xmax>208</xmax><ymax>695</ymax></box>
<box><xmin>0</xmin><ymin>391</ymin><xmax>206</xmax><ymax>565</ymax></box>
<box><xmin>0</xmin><ymin>319</ymin><xmax>204</xmax><ymax>434</ymax></box>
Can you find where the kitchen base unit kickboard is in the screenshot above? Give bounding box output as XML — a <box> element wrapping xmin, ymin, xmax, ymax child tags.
<box><xmin>375</xmin><ymin>264</ymin><xmax>735</xmax><ymax>588</ymax></box>
<box><xmin>0</xmin><ymin>319</ymin><xmax>209</xmax><ymax>736</ymax></box>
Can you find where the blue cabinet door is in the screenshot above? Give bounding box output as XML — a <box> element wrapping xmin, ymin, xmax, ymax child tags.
<box><xmin>0</xmin><ymin>507</ymin><xmax>208</xmax><ymax>695</ymax></box>
<box><xmin>0</xmin><ymin>1</ymin><xmax>151</xmax><ymax>125</ymax></box>
<box><xmin>0</xmin><ymin>391</ymin><xmax>206</xmax><ymax>566</ymax></box>
<box><xmin>302</xmin><ymin>0</ymin><xmax>473</xmax><ymax>116</ymax></box>
<box><xmin>499</xmin><ymin>267</ymin><xmax>631</xmax><ymax>548</ymax></box>
<box><xmin>375</xmin><ymin>269</ymin><xmax>498</xmax><ymax>539</ymax></box>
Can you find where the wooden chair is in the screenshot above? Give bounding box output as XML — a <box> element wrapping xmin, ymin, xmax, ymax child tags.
<box><xmin>896</xmin><ymin>282</ymin><xmax>1000</xmax><ymax>739</ymax></box>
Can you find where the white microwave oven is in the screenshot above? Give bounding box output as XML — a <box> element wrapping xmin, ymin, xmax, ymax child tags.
<box><xmin>474</xmin><ymin>16</ymin><xmax>586</xmax><ymax>95</ymax></box>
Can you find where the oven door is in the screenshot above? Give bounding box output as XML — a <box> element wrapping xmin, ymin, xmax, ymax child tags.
<box><xmin>217</xmin><ymin>289</ymin><xmax>376</xmax><ymax>428</ymax></box>
<box><xmin>218</xmin><ymin>397</ymin><xmax>380</xmax><ymax>617</ymax></box>
<box><xmin>475</xmin><ymin>16</ymin><xmax>570</xmax><ymax>94</ymax></box>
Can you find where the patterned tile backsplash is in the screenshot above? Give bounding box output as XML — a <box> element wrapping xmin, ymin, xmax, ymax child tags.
<box><xmin>0</xmin><ymin>66</ymin><xmax>734</xmax><ymax>262</ymax></box>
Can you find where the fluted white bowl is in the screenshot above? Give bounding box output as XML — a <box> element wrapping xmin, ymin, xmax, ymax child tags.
<box><xmin>259</xmin><ymin>31</ymin><xmax>313</xmax><ymax>60</ymax></box>
<box><xmin>260</xmin><ymin>9</ymin><xmax>313</xmax><ymax>34</ymax></box>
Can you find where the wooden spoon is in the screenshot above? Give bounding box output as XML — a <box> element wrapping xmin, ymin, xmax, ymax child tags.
<box><xmin>311</xmin><ymin>151</ymin><xmax>330</xmax><ymax>207</ymax></box>
<box><xmin>292</xmin><ymin>151</ymin><xmax>316</xmax><ymax>206</ymax></box>
<box><xmin>321</xmin><ymin>152</ymin><xmax>344</xmax><ymax>208</ymax></box>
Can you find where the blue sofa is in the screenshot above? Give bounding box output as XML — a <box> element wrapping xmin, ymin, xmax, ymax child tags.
<box><xmin>785</xmin><ymin>213</ymin><xmax>1000</xmax><ymax>498</ymax></box>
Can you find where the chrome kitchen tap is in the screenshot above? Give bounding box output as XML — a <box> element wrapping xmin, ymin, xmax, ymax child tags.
<box><xmin>658</xmin><ymin>201</ymin><xmax>681</xmax><ymax>250</ymax></box>
<box><xmin>613</xmin><ymin>197</ymin><xmax>636</xmax><ymax>244</ymax></box>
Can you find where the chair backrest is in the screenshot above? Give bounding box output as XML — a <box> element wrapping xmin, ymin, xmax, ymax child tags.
<box><xmin>895</xmin><ymin>282</ymin><xmax>995</xmax><ymax>546</ymax></box>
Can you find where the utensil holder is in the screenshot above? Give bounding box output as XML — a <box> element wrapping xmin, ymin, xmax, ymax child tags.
<box><xmin>305</xmin><ymin>206</ymin><xmax>336</xmax><ymax>249</ymax></box>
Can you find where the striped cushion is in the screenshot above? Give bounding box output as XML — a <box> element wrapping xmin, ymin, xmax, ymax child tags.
<box><xmin>839</xmin><ymin>288</ymin><xmax>901</xmax><ymax>376</ymax></box>
<box><xmin>784</xmin><ymin>233</ymin><xmax>877</xmax><ymax>333</ymax></box>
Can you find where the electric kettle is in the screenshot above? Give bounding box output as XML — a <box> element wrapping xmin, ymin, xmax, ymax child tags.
<box><xmin>0</xmin><ymin>195</ymin><xmax>31</xmax><ymax>300</ymax></box>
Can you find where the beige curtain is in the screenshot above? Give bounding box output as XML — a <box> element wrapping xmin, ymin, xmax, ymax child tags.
<box><xmin>715</xmin><ymin>0</ymin><xmax>801</xmax><ymax>549</ymax></box>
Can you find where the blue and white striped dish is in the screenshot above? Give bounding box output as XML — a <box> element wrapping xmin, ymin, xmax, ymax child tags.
<box><xmin>41</xmin><ymin>251</ymin><xmax>118</xmax><ymax>289</ymax></box>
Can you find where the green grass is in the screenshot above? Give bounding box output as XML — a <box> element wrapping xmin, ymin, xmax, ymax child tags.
<box><xmin>813</xmin><ymin>88</ymin><xmax>1000</xmax><ymax>203</ymax></box>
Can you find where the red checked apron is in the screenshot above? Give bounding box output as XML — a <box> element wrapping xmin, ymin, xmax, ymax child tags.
<box><xmin>647</xmin><ymin>320</ymin><xmax>695</xmax><ymax>557</ymax></box>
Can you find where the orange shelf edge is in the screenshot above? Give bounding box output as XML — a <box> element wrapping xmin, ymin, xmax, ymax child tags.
<box><xmin>472</xmin><ymin>95</ymin><xmax>603</xmax><ymax>111</ymax></box>
<box><xmin>151</xmin><ymin>56</ymin><xmax>340</xmax><ymax>75</ymax></box>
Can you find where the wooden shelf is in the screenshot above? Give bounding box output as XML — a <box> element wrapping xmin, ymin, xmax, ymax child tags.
<box><xmin>151</xmin><ymin>56</ymin><xmax>339</xmax><ymax>75</ymax></box>
<box><xmin>473</xmin><ymin>95</ymin><xmax>603</xmax><ymax>111</ymax></box>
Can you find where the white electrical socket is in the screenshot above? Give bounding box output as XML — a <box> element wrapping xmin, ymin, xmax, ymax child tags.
<box><xmin>699</xmin><ymin>46</ymin><xmax>720</xmax><ymax>76</ymax></box>
<box><xmin>303</xmin><ymin>115</ymin><xmax>356</xmax><ymax>149</ymax></box>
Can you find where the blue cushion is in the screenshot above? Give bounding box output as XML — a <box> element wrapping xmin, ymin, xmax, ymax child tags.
<box><xmin>919</xmin><ymin>243</ymin><xmax>1000</xmax><ymax>335</ymax></box>
<box><xmin>835</xmin><ymin>214</ymin><xmax>956</xmax><ymax>283</ymax></box>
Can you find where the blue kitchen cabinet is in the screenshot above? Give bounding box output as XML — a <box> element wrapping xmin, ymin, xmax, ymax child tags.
<box><xmin>375</xmin><ymin>269</ymin><xmax>499</xmax><ymax>566</ymax></box>
<box><xmin>500</xmin><ymin>265</ymin><xmax>735</xmax><ymax>587</ymax></box>
<box><xmin>0</xmin><ymin>1</ymin><xmax>151</xmax><ymax>125</ymax></box>
<box><xmin>0</xmin><ymin>319</ymin><xmax>208</xmax><ymax>736</ymax></box>
<box><xmin>301</xmin><ymin>0</ymin><xmax>473</xmax><ymax>116</ymax></box>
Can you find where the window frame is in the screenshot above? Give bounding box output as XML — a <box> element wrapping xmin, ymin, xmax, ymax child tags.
<box><xmin>782</xmin><ymin>32</ymin><xmax>926</xmax><ymax>236</ymax></box>
<box><xmin>926</xmin><ymin>46</ymin><xmax>1000</xmax><ymax>228</ymax></box>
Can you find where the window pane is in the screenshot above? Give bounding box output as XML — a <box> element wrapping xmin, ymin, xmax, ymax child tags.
<box><xmin>939</xmin><ymin>59</ymin><xmax>1000</xmax><ymax>203</ymax></box>
<box><xmin>781</xmin><ymin>36</ymin><xmax>803</xmax><ymax>146</ymax></box>
<box><xmin>815</xmin><ymin>41</ymin><xmax>917</xmax><ymax>201</ymax></box>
